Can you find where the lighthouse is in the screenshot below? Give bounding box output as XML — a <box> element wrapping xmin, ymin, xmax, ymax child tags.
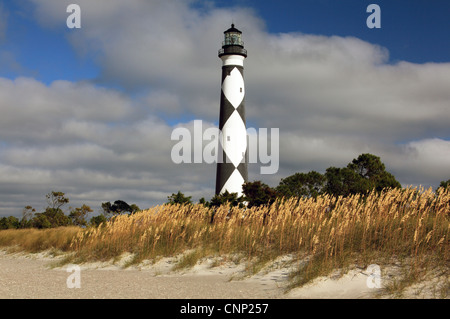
<box><xmin>215</xmin><ymin>24</ymin><xmax>248</xmax><ymax>197</ymax></box>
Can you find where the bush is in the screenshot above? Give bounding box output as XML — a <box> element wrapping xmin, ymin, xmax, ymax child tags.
<box><xmin>166</xmin><ymin>191</ymin><xmax>192</xmax><ymax>205</ymax></box>
<box><xmin>0</xmin><ymin>216</ymin><xmax>20</xmax><ymax>230</ymax></box>
<box><xmin>90</xmin><ymin>214</ymin><xmax>107</xmax><ymax>227</ymax></box>
<box><xmin>209</xmin><ymin>191</ymin><xmax>243</xmax><ymax>208</ymax></box>
<box><xmin>243</xmin><ymin>181</ymin><xmax>277</xmax><ymax>208</ymax></box>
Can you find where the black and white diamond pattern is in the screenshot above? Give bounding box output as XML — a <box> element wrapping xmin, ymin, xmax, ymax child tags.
<box><xmin>215</xmin><ymin>65</ymin><xmax>248</xmax><ymax>196</ymax></box>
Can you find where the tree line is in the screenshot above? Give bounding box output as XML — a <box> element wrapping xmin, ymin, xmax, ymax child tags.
<box><xmin>1</xmin><ymin>153</ymin><xmax>449</xmax><ymax>230</ymax></box>
<box><xmin>167</xmin><ymin>153</ymin><xmax>450</xmax><ymax>209</ymax></box>
<box><xmin>0</xmin><ymin>192</ymin><xmax>140</xmax><ymax>230</ymax></box>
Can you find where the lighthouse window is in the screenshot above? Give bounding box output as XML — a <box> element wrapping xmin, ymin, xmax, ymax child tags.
<box><xmin>227</xmin><ymin>136</ymin><xmax>231</xmax><ymax>141</ymax></box>
<box><xmin>240</xmin><ymin>87</ymin><xmax>242</xmax><ymax>93</ymax></box>
<box><xmin>224</xmin><ymin>32</ymin><xmax>243</xmax><ymax>46</ymax></box>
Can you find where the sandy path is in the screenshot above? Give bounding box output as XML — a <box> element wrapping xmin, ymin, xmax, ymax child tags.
<box><xmin>0</xmin><ymin>251</ymin><xmax>285</xmax><ymax>299</ymax></box>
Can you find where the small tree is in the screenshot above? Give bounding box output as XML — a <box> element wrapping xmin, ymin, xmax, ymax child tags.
<box><xmin>90</xmin><ymin>214</ymin><xmax>107</xmax><ymax>227</ymax></box>
<box><xmin>347</xmin><ymin>153</ymin><xmax>401</xmax><ymax>192</ymax></box>
<box><xmin>323</xmin><ymin>167</ymin><xmax>346</xmax><ymax>197</ymax></box>
<box><xmin>46</xmin><ymin>191</ymin><xmax>69</xmax><ymax>210</ymax></box>
<box><xmin>166</xmin><ymin>191</ymin><xmax>192</xmax><ymax>205</ymax></box>
<box><xmin>20</xmin><ymin>206</ymin><xmax>36</xmax><ymax>228</ymax></box>
<box><xmin>111</xmin><ymin>200</ymin><xmax>132</xmax><ymax>214</ymax></box>
<box><xmin>242</xmin><ymin>181</ymin><xmax>277</xmax><ymax>208</ymax></box>
<box><xmin>277</xmin><ymin>171</ymin><xmax>326</xmax><ymax>199</ymax></box>
<box><xmin>31</xmin><ymin>213</ymin><xmax>52</xmax><ymax>229</ymax></box>
<box><xmin>130</xmin><ymin>204</ymin><xmax>141</xmax><ymax>214</ymax></box>
<box><xmin>40</xmin><ymin>207</ymin><xmax>72</xmax><ymax>227</ymax></box>
<box><xmin>0</xmin><ymin>216</ymin><xmax>20</xmax><ymax>230</ymax></box>
<box><xmin>102</xmin><ymin>200</ymin><xmax>134</xmax><ymax>215</ymax></box>
<box><xmin>198</xmin><ymin>197</ymin><xmax>210</xmax><ymax>207</ymax></box>
<box><xmin>209</xmin><ymin>191</ymin><xmax>244</xmax><ymax>208</ymax></box>
<box><xmin>324</xmin><ymin>154</ymin><xmax>401</xmax><ymax>197</ymax></box>
<box><xmin>438</xmin><ymin>179</ymin><xmax>450</xmax><ymax>190</ymax></box>
<box><xmin>29</xmin><ymin>191</ymin><xmax>72</xmax><ymax>228</ymax></box>
<box><xmin>101</xmin><ymin>202</ymin><xmax>113</xmax><ymax>215</ymax></box>
<box><xmin>69</xmin><ymin>204</ymin><xmax>93</xmax><ymax>227</ymax></box>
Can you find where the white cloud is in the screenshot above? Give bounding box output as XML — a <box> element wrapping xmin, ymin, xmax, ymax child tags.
<box><xmin>1</xmin><ymin>0</ymin><xmax>449</xmax><ymax>217</ymax></box>
<box><xmin>0</xmin><ymin>77</ymin><xmax>134</xmax><ymax>144</ymax></box>
<box><xmin>391</xmin><ymin>139</ymin><xmax>450</xmax><ymax>187</ymax></box>
<box><xmin>0</xmin><ymin>74</ymin><xmax>219</xmax><ymax>216</ymax></box>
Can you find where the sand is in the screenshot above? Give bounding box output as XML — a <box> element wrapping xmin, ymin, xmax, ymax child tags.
<box><xmin>0</xmin><ymin>250</ymin><xmax>446</xmax><ymax>299</ymax></box>
<box><xmin>0</xmin><ymin>250</ymin><xmax>285</xmax><ymax>299</ymax></box>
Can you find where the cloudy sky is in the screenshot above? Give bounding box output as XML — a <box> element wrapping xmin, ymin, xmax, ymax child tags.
<box><xmin>1</xmin><ymin>0</ymin><xmax>449</xmax><ymax>217</ymax></box>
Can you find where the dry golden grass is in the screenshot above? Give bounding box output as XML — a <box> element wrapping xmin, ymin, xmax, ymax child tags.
<box><xmin>1</xmin><ymin>187</ymin><xmax>448</xmax><ymax>293</ymax></box>
<box><xmin>0</xmin><ymin>226</ymin><xmax>80</xmax><ymax>253</ymax></box>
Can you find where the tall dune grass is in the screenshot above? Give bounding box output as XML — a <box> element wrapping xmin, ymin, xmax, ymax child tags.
<box><xmin>0</xmin><ymin>227</ymin><xmax>80</xmax><ymax>253</ymax></box>
<box><xmin>69</xmin><ymin>187</ymin><xmax>448</xmax><ymax>284</ymax></box>
<box><xmin>1</xmin><ymin>187</ymin><xmax>448</xmax><ymax>290</ymax></box>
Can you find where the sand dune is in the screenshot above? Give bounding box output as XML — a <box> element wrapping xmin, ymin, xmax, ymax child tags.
<box><xmin>0</xmin><ymin>250</ymin><xmax>445</xmax><ymax>299</ymax></box>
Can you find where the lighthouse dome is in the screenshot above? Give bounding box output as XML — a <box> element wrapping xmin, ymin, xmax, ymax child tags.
<box><xmin>219</xmin><ymin>24</ymin><xmax>247</xmax><ymax>58</ymax></box>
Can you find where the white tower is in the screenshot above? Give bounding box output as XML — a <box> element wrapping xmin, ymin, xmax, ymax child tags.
<box><xmin>215</xmin><ymin>24</ymin><xmax>248</xmax><ymax>197</ymax></box>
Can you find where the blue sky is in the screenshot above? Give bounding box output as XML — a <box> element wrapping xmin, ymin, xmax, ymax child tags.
<box><xmin>0</xmin><ymin>0</ymin><xmax>449</xmax><ymax>217</ymax></box>
<box><xmin>217</xmin><ymin>0</ymin><xmax>450</xmax><ymax>64</ymax></box>
<box><xmin>3</xmin><ymin>1</ymin><xmax>450</xmax><ymax>85</ymax></box>
<box><xmin>1</xmin><ymin>1</ymin><xmax>97</xmax><ymax>84</ymax></box>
